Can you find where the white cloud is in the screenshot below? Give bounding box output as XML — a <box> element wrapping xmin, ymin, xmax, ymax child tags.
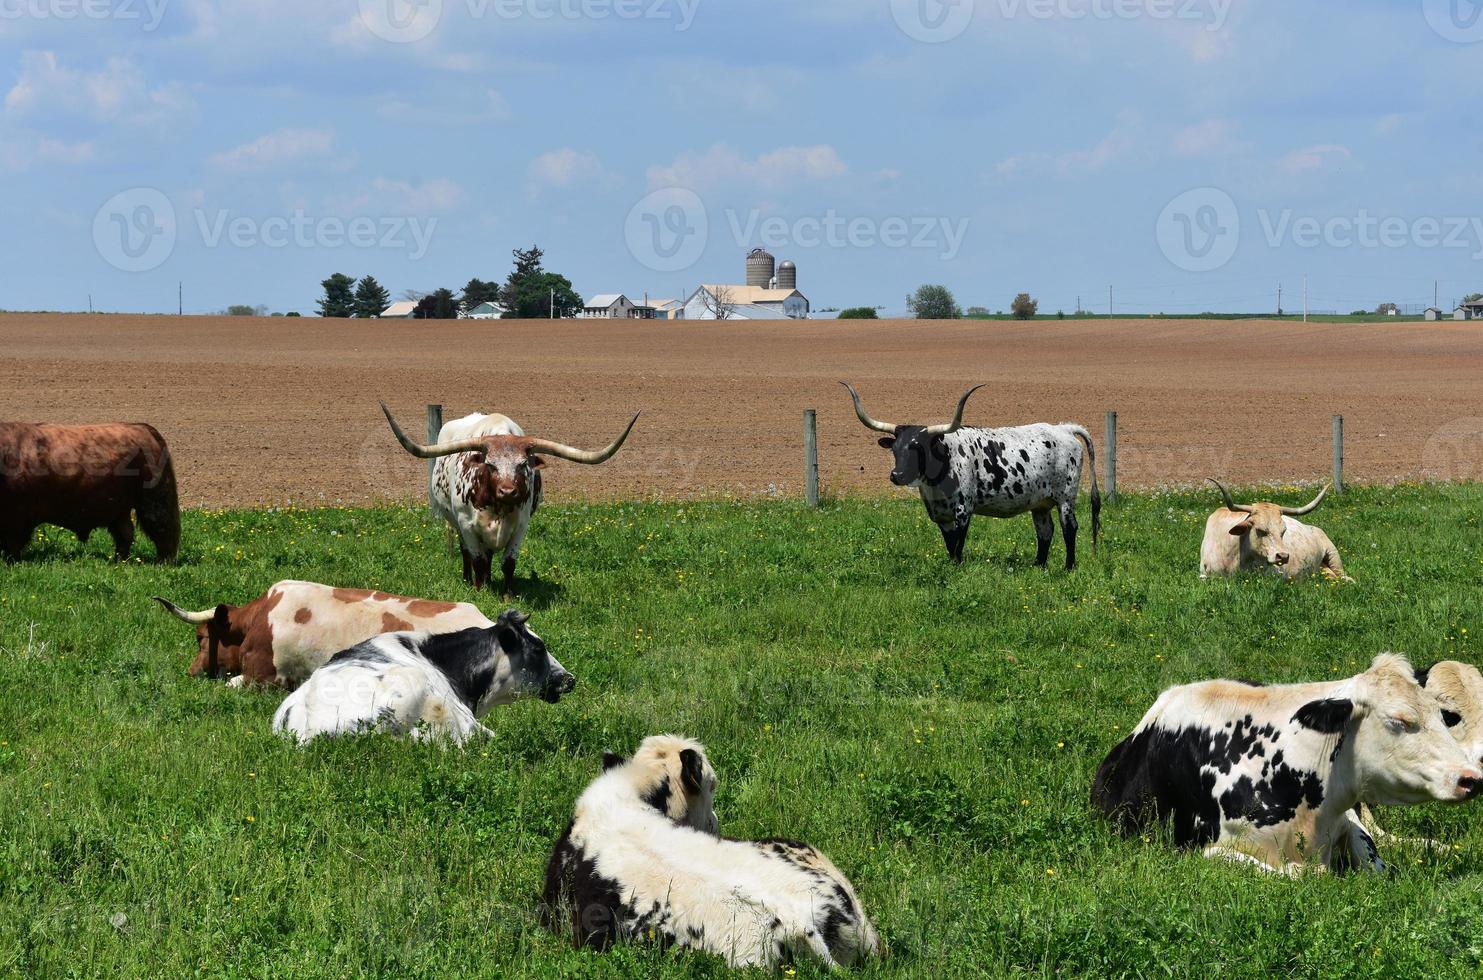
<box><xmin>527</xmin><ymin>149</ymin><xmax>614</xmax><ymax>192</ymax></box>
<box><xmin>4</xmin><ymin>51</ymin><xmax>193</xmax><ymax>130</ymax></box>
<box><xmin>378</xmin><ymin>90</ymin><xmax>513</xmax><ymax>127</ymax></box>
<box><xmin>1373</xmin><ymin>113</ymin><xmax>1413</xmax><ymax>137</ymax></box>
<box><xmin>1171</xmin><ymin>119</ymin><xmax>1248</xmax><ymax>158</ymax></box>
<box><xmin>646</xmin><ymin>143</ymin><xmax>848</xmax><ymax>191</ymax></box>
<box><xmin>358</xmin><ymin>177</ymin><xmax>464</xmax><ymax>213</ymax></box>
<box><xmin>1</xmin><ymin>134</ymin><xmax>97</xmax><ymax>173</ymax></box>
<box><xmin>997</xmin><ymin>112</ymin><xmax>1144</xmax><ymax>178</ymax></box>
<box><xmin>208</xmin><ymin>128</ymin><xmax>338</xmax><ymax>172</ymax></box>
<box><xmin>1277</xmin><ymin>143</ymin><xmax>1353</xmax><ymax>177</ymax></box>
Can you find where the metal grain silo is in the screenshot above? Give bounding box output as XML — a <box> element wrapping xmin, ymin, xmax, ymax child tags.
<box><xmin>746</xmin><ymin>248</ymin><xmax>776</xmax><ymax>288</ymax></box>
<box><xmin>776</xmin><ymin>259</ymin><xmax>797</xmax><ymax>290</ymax></box>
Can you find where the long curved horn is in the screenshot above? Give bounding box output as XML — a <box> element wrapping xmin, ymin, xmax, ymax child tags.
<box><xmin>381</xmin><ymin>402</ymin><xmax>487</xmax><ymax>459</ymax></box>
<box><xmin>1282</xmin><ymin>483</ymin><xmax>1329</xmax><ymax>517</ymax></box>
<box><xmin>840</xmin><ymin>382</ymin><xmax>897</xmax><ymax>434</ymax></box>
<box><xmin>1206</xmin><ymin>478</ymin><xmax>1253</xmax><ymax>514</ymax></box>
<box><xmin>923</xmin><ymin>384</ymin><xmax>985</xmax><ymax>436</ymax></box>
<box><xmin>523</xmin><ymin>413</ymin><xmax>640</xmax><ymax>465</ymax></box>
<box><xmin>153</xmin><ymin>595</ymin><xmax>215</xmax><ymax>625</ymax></box>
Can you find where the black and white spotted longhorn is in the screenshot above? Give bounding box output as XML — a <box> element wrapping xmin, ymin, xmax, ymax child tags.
<box><xmin>843</xmin><ymin>382</ymin><xmax>1101</xmax><ymax>568</ymax></box>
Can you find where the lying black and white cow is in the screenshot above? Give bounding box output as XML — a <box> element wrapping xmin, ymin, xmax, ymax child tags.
<box><xmin>271</xmin><ymin>610</ymin><xmax>575</xmax><ymax>744</ymax></box>
<box><xmin>843</xmin><ymin>382</ymin><xmax>1100</xmax><ymax>568</ymax></box>
<box><xmin>1092</xmin><ymin>654</ymin><xmax>1481</xmax><ymax>875</ymax></box>
<box><xmin>541</xmin><ymin>735</ymin><xmax>879</xmax><ymax>968</ymax></box>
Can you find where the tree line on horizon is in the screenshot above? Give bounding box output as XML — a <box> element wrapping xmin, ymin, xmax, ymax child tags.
<box><xmin>313</xmin><ymin>246</ymin><xmax>582</xmax><ymax>319</ymax></box>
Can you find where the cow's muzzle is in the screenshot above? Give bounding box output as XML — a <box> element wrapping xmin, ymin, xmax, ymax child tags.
<box><xmin>1457</xmin><ymin>771</ymin><xmax>1482</xmax><ymax>800</ymax></box>
<box><xmin>890</xmin><ymin>471</ymin><xmax>908</xmax><ymax>487</ymax></box>
<box><xmin>1273</xmin><ymin>552</ymin><xmax>1290</xmax><ymax>566</ymax></box>
<box><xmin>542</xmin><ymin>671</ymin><xmax>577</xmax><ymax>704</ymax></box>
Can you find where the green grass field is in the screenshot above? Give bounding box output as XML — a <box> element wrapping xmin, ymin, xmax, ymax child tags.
<box><xmin>2</xmin><ymin>486</ymin><xmax>1481</xmax><ymax>978</ymax></box>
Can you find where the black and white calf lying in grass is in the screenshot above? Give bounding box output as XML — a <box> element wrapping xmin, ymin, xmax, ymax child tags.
<box><xmin>271</xmin><ymin>610</ymin><xmax>575</xmax><ymax>744</ymax></box>
<box><xmin>1092</xmin><ymin>654</ymin><xmax>1481</xmax><ymax>875</ymax></box>
<box><xmin>541</xmin><ymin>735</ymin><xmax>880</xmax><ymax>969</ymax></box>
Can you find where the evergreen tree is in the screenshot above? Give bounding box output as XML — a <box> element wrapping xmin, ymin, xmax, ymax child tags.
<box><xmin>316</xmin><ymin>273</ymin><xmax>357</xmax><ymax>318</ymax></box>
<box><xmin>353</xmin><ymin>276</ymin><xmax>391</xmax><ymax>318</ymax></box>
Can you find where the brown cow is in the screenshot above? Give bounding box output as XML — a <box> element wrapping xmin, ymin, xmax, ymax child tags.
<box><xmin>0</xmin><ymin>422</ymin><xmax>179</xmax><ymax>561</ymax></box>
<box><xmin>153</xmin><ymin>579</ymin><xmax>494</xmax><ymax>688</ymax></box>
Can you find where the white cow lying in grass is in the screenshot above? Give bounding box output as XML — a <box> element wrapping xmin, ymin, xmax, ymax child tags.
<box><xmin>272</xmin><ymin>610</ymin><xmax>575</xmax><ymax>744</ymax></box>
<box><xmin>1199</xmin><ymin>480</ymin><xmax>1351</xmax><ymax>582</ymax></box>
<box><xmin>541</xmin><ymin>735</ymin><xmax>880</xmax><ymax>969</ymax></box>
<box><xmin>1093</xmin><ymin>654</ymin><xmax>1480</xmax><ymax>875</ymax></box>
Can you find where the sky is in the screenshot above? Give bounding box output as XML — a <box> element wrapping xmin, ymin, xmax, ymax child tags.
<box><xmin>3</xmin><ymin>0</ymin><xmax>1483</xmax><ymax>316</ymax></box>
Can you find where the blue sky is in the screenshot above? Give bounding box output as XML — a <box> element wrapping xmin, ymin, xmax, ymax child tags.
<box><xmin>3</xmin><ymin>0</ymin><xmax>1483</xmax><ymax>315</ymax></box>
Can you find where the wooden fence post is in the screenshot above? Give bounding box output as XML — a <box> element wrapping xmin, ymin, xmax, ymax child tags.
<box><xmin>1104</xmin><ymin>410</ymin><xmax>1118</xmax><ymax>503</ymax></box>
<box><xmin>803</xmin><ymin>409</ymin><xmax>819</xmax><ymax>508</ymax></box>
<box><xmin>1333</xmin><ymin>414</ymin><xmax>1344</xmax><ymax>493</ymax></box>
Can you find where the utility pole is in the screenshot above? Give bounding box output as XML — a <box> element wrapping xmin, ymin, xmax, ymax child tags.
<box><xmin>549</xmin><ymin>287</ymin><xmax>554</xmax><ymax>319</ymax></box>
<box><xmin>1277</xmin><ymin>283</ymin><xmax>1282</xmax><ymax>317</ymax></box>
<box><xmin>87</xmin><ymin>294</ymin><xmax>93</xmax><ymax>314</ymax></box>
<box><xmin>1076</xmin><ymin>295</ymin><xmax>1081</xmax><ymax>315</ymax></box>
<box><xmin>1108</xmin><ymin>285</ymin><xmax>1113</xmax><ymax>317</ymax></box>
<box><xmin>178</xmin><ymin>281</ymin><xmax>183</xmax><ymax>316</ymax></box>
<box><xmin>1303</xmin><ymin>276</ymin><xmax>1308</xmax><ymax>322</ymax></box>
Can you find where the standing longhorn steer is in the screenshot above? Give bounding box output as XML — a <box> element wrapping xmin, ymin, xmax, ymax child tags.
<box><xmin>154</xmin><ymin>580</ymin><xmax>493</xmax><ymax>688</ymax></box>
<box><xmin>0</xmin><ymin>422</ymin><xmax>179</xmax><ymax>561</ymax></box>
<box><xmin>381</xmin><ymin>404</ymin><xmax>639</xmax><ymax>597</ymax></box>
<box><xmin>843</xmin><ymin>383</ymin><xmax>1100</xmax><ymax>568</ymax></box>
<box><xmin>1199</xmin><ymin>480</ymin><xmax>1350</xmax><ymax>581</ymax></box>
<box><xmin>1092</xmin><ymin>654</ymin><xmax>1482</xmax><ymax>875</ymax></box>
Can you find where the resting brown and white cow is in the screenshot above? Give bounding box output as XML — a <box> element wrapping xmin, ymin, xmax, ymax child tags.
<box><xmin>153</xmin><ymin>580</ymin><xmax>492</xmax><ymax>688</ymax></box>
<box><xmin>1092</xmin><ymin>654</ymin><xmax>1481</xmax><ymax>875</ymax></box>
<box><xmin>1</xmin><ymin>422</ymin><xmax>179</xmax><ymax>561</ymax></box>
<box><xmin>381</xmin><ymin>404</ymin><xmax>638</xmax><ymax>597</ymax></box>
<box><xmin>1199</xmin><ymin>480</ymin><xmax>1350</xmax><ymax>582</ymax></box>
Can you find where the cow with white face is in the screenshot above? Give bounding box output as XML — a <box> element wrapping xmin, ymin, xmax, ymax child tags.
<box><xmin>1092</xmin><ymin>654</ymin><xmax>1481</xmax><ymax>875</ymax></box>
<box><xmin>272</xmin><ymin>609</ymin><xmax>575</xmax><ymax>745</ymax></box>
<box><xmin>1356</xmin><ymin>660</ymin><xmax>1483</xmax><ymax>843</ymax></box>
<box><xmin>382</xmin><ymin>404</ymin><xmax>639</xmax><ymax>597</ymax></box>
<box><xmin>1199</xmin><ymin>479</ymin><xmax>1350</xmax><ymax>581</ymax></box>
<box><xmin>542</xmin><ymin>736</ymin><xmax>879</xmax><ymax>969</ymax></box>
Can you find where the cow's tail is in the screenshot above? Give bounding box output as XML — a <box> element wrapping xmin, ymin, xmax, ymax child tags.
<box><xmin>135</xmin><ymin>424</ymin><xmax>180</xmax><ymax>562</ymax></box>
<box><xmin>1065</xmin><ymin>424</ymin><xmax>1101</xmax><ymax>549</ymax></box>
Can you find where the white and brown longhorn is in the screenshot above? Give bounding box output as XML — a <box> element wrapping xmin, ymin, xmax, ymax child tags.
<box><xmin>1199</xmin><ymin>479</ymin><xmax>1350</xmax><ymax>582</ymax></box>
<box><xmin>382</xmin><ymin>403</ymin><xmax>639</xmax><ymax>597</ymax></box>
